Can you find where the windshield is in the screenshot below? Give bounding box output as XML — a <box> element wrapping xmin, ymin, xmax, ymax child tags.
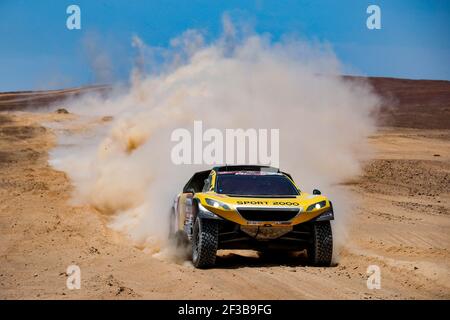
<box><xmin>215</xmin><ymin>174</ymin><xmax>299</xmax><ymax>196</ymax></box>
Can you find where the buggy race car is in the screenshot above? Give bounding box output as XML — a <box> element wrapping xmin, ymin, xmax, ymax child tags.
<box><xmin>170</xmin><ymin>165</ymin><xmax>334</xmax><ymax>268</ymax></box>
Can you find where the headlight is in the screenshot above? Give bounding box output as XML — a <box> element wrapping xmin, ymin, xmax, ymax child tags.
<box><xmin>306</xmin><ymin>200</ymin><xmax>327</xmax><ymax>212</ymax></box>
<box><xmin>205</xmin><ymin>198</ymin><xmax>231</xmax><ymax>210</ymax></box>
<box><xmin>198</xmin><ymin>203</ymin><xmax>222</xmax><ymax>219</ymax></box>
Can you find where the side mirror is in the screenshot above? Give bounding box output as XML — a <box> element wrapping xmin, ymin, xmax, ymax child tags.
<box><xmin>313</xmin><ymin>189</ymin><xmax>321</xmax><ymax>195</ymax></box>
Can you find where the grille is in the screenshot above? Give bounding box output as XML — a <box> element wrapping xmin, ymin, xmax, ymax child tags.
<box><xmin>237</xmin><ymin>207</ymin><xmax>300</xmax><ymax>222</ymax></box>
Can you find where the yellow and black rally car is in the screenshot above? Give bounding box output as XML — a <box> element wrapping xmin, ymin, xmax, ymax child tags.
<box><xmin>170</xmin><ymin>165</ymin><xmax>334</xmax><ymax>268</ymax></box>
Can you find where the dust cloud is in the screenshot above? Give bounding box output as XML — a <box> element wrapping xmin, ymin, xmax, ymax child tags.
<box><xmin>49</xmin><ymin>16</ymin><xmax>381</xmax><ymax>262</ymax></box>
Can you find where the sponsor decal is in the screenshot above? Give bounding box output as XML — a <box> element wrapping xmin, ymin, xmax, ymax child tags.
<box><xmin>236</xmin><ymin>200</ymin><xmax>299</xmax><ymax>206</ymax></box>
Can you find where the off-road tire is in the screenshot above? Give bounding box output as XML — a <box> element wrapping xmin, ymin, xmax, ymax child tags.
<box><xmin>307</xmin><ymin>221</ymin><xmax>333</xmax><ymax>266</ymax></box>
<box><xmin>192</xmin><ymin>217</ymin><xmax>218</xmax><ymax>268</ymax></box>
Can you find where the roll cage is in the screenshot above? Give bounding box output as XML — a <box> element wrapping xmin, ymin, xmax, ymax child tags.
<box><xmin>182</xmin><ymin>165</ymin><xmax>295</xmax><ymax>194</ymax></box>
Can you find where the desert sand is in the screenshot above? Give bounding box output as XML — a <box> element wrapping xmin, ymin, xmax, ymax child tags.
<box><xmin>0</xmin><ymin>77</ymin><xmax>449</xmax><ymax>299</ymax></box>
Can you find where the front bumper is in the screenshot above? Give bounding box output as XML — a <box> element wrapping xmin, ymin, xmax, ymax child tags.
<box><xmin>201</xmin><ymin>203</ymin><xmax>334</xmax><ymax>226</ymax></box>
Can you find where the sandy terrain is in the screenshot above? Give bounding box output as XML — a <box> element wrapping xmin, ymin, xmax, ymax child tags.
<box><xmin>0</xmin><ymin>77</ymin><xmax>449</xmax><ymax>299</ymax></box>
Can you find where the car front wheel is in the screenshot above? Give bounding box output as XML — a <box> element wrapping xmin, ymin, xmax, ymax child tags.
<box><xmin>307</xmin><ymin>221</ymin><xmax>333</xmax><ymax>266</ymax></box>
<box><xmin>192</xmin><ymin>217</ymin><xmax>218</xmax><ymax>268</ymax></box>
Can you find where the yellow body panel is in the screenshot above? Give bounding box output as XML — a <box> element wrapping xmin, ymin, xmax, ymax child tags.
<box><xmin>194</xmin><ymin>191</ymin><xmax>330</xmax><ymax>227</ymax></box>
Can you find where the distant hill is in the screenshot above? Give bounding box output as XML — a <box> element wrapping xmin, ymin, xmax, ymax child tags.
<box><xmin>366</xmin><ymin>77</ymin><xmax>450</xmax><ymax>129</ymax></box>
<box><xmin>1</xmin><ymin>77</ymin><xmax>449</xmax><ymax>129</ymax></box>
<box><xmin>0</xmin><ymin>85</ymin><xmax>111</xmax><ymax>111</ymax></box>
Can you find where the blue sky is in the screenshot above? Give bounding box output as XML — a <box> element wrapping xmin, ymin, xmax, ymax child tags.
<box><xmin>0</xmin><ymin>0</ymin><xmax>449</xmax><ymax>91</ymax></box>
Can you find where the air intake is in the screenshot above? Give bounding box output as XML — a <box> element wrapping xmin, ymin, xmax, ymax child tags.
<box><xmin>237</xmin><ymin>207</ymin><xmax>300</xmax><ymax>221</ymax></box>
